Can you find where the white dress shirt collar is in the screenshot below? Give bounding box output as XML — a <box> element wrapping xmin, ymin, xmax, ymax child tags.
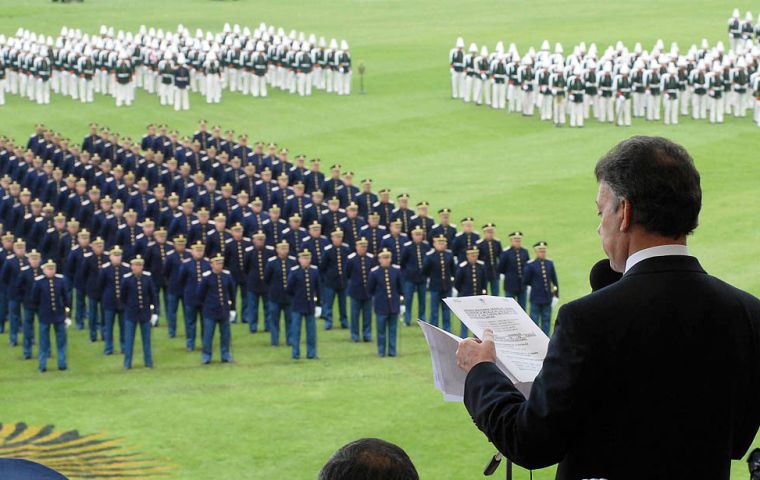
<box><xmin>624</xmin><ymin>244</ymin><xmax>690</xmax><ymax>274</ymax></box>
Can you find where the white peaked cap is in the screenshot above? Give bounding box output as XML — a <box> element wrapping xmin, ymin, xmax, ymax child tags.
<box><xmin>615</xmin><ymin>40</ymin><xmax>624</xmax><ymax>51</ymax></box>
<box><xmin>604</xmin><ymin>61</ymin><xmax>612</xmax><ymax>72</ymax></box>
<box><xmin>495</xmin><ymin>40</ymin><xmax>504</xmax><ymax>53</ymax></box>
<box><xmin>655</xmin><ymin>38</ymin><xmax>663</xmax><ymax>50</ymax></box>
<box><xmin>634</xmin><ymin>42</ymin><xmax>642</xmax><ymax>53</ymax></box>
<box><xmin>527</xmin><ymin>46</ymin><xmax>536</xmax><ymax>56</ymax></box>
<box><xmin>47</xmin><ymin>35</ymin><xmax>54</xmax><ymax>46</ymax></box>
<box><xmin>243</xmin><ymin>26</ymin><xmax>251</xmax><ymax>36</ymax></box>
<box><xmin>668</xmin><ymin>65</ymin><xmax>676</xmax><ymax>74</ymax></box>
<box><xmin>480</xmin><ymin>45</ymin><xmax>488</xmax><ymax>56</ymax></box>
<box><xmin>701</xmin><ymin>38</ymin><xmax>709</xmax><ymax>49</ymax></box>
<box><xmin>587</xmin><ymin>59</ymin><xmax>596</xmax><ymax>69</ymax></box>
<box><xmin>579</xmin><ymin>41</ymin><xmax>586</xmax><ymax>52</ymax></box>
<box><xmin>302</xmin><ymin>42</ymin><xmax>310</xmax><ymax>51</ymax></box>
<box><xmin>574</xmin><ymin>65</ymin><xmax>582</xmax><ymax>75</ymax></box>
<box><xmin>223</xmin><ymin>23</ymin><xmax>231</xmax><ymax>33</ymax></box>
<box><xmin>30</xmin><ymin>32</ymin><xmax>37</xmax><ymax>43</ymax></box>
<box><xmin>541</xmin><ymin>40</ymin><xmax>549</xmax><ymax>51</ymax></box>
<box><xmin>341</xmin><ymin>40</ymin><xmax>348</xmax><ymax>50</ymax></box>
<box><xmin>108</xmin><ymin>26</ymin><xmax>114</xmax><ymax>37</ymax></box>
<box><xmin>289</xmin><ymin>29</ymin><xmax>296</xmax><ymax>40</ymax></box>
<box><xmin>259</xmin><ymin>22</ymin><xmax>267</xmax><ymax>31</ymax></box>
<box><xmin>100</xmin><ymin>25</ymin><xmax>107</xmax><ymax>35</ymax></box>
<box><xmin>233</xmin><ymin>24</ymin><xmax>241</xmax><ymax>34</ymax></box>
<box><xmin>455</xmin><ymin>37</ymin><xmax>464</xmax><ymax>48</ymax></box>
<box><xmin>298</xmin><ymin>31</ymin><xmax>305</xmax><ymax>42</ymax></box>
<box><xmin>716</xmin><ymin>40</ymin><xmax>724</xmax><ymax>52</ymax></box>
<box><xmin>524</xmin><ymin>56</ymin><xmax>532</xmax><ymax>65</ymax></box>
<box><xmin>139</xmin><ymin>25</ymin><xmax>147</xmax><ymax>35</ymax></box>
<box><xmin>732</xmin><ymin>8</ymin><xmax>739</xmax><ymax>17</ymax></box>
<box><xmin>319</xmin><ymin>37</ymin><xmax>326</xmax><ymax>48</ymax></box>
<box><xmin>126</xmin><ymin>32</ymin><xmax>133</xmax><ymax>42</ymax></box>
<box><xmin>308</xmin><ymin>33</ymin><xmax>316</xmax><ymax>44</ymax></box>
<box><xmin>256</xmin><ymin>41</ymin><xmax>265</xmax><ymax>52</ymax></box>
<box><xmin>469</xmin><ymin>42</ymin><xmax>477</xmax><ymax>53</ymax></box>
<box><xmin>555</xmin><ymin>42</ymin><xmax>563</xmax><ymax>54</ymax></box>
<box><xmin>61</xmin><ymin>26</ymin><xmax>69</xmax><ymax>36</ymax></box>
<box><xmin>712</xmin><ymin>61</ymin><xmax>721</xmax><ymax>70</ymax></box>
<box><xmin>737</xmin><ymin>57</ymin><xmax>746</xmax><ymax>68</ymax></box>
<box><xmin>620</xmin><ymin>65</ymin><xmax>629</xmax><ymax>74</ymax></box>
<box><xmin>178</xmin><ymin>53</ymin><xmax>186</xmax><ymax>64</ymax></box>
<box><xmin>746</xmin><ymin>11</ymin><xmax>753</xmax><ymax>20</ymax></box>
<box><xmin>329</xmin><ymin>38</ymin><xmax>337</xmax><ymax>49</ymax></box>
<box><xmin>277</xmin><ymin>27</ymin><xmax>285</xmax><ymax>37</ymax></box>
<box><xmin>677</xmin><ymin>57</ymin><xmax>686</xmax><ymax>67</ymax></box>
<box><xmin>164</xmin><ymin>50</ymin><xmax>172</xmax><ymax>60</ymax></box>
<box><xmin>292</xmin><ymin>41</ymin><xmax>300</xmax><ymax>51</ymax></box>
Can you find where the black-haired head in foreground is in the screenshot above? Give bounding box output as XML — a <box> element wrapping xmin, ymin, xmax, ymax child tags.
<box><xmin>589</xmin><ymin>259</ymin><xmax>623</xmax><ymax>291</ymax></box>
<box><xmin>595</xmin><ymin>135</ymin><xmax>701</xmax><ymax>239</ymax></box>
<box><xmin>750</xmin><ymin>448</ymin><xmax>760</xmax><ymax>480</ymax></box>
<box><xmin>318</xmin><ymin>438</ymin><xmax>419</xmax><ymax>480</ymax></box>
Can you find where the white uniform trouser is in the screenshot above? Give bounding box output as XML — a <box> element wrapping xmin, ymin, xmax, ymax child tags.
<box><xmin>663</xmin><ymin>96</ymin><xmax>678</xmax><ymax>125</ymax></box>
<box><xmin>252</xmin><ymin>74</ymin><xmax>267</xmax><ymax>97</ymax></box>
<box><xmin>206</xmin><ymin>74</ymin><xmax>221</xmax><ymax>103</ymax></box>
<box><xmin>51</xmin><ymin>70</ymin><xmax>60</xmax><ymax>92</ymax></box>
<box><xmin>337</xmin><ymin>71</ymin><xmax>351</xmax><ymax>95</ymax></box>
<box><xmin>79</xmin><ymin>78</ymin><xmax>94</xmax><ymax>103</ymax></box>
<box><xmin>569</xmin><ymin>101</ymin><xmax>584</xmax><ymax>127</ymax></box>
<box><xmin>26</xmin><ymin>74</ymin><xmax>35</xmax><ymax>99</ymax></box>
<box><xmin>115</xmin><ymin>82</ymin><xmax>131</xmax><ymax>107</ymax></box>
<box><xmin>472</xmin><ymin>78</ymin><xmax>483</xmax><ymax>105</ymax></box>
<box><xmin>288</xmin><ymin>70</ymin><xmax>297</xmax><ymax>93</ymax></box>
<box><xmin>198</xmin><ymin>72</ymin><xmax>207</xmax><ymax>95</ymax></box>
<box><xmin>228</xmin><ymin>68</ymin><xmax>239</xmax><ymax>92</ymax></box>
<box><xmin>709</xmin><ymin>96</ymin><xmax>724</xmax><ymax>123</ymax></box>
<box><xmin>463</xmin><ymin>75</ymin><xmax>473</xmax><ymax>103</ymax></box>
<box><xmin>174</xmin><ymin>87</ymin><xmax>189</xmax><ymax>111</ymax></box>
<box><xmin>507</xmin><ymin>83</ymin><xmax>517</xmax><ymax>112</ymax></box>
<box><xmin>691</xmin><ymin>94</ymin><xmax>706</xmax><ymax>119</ymax></box>
<box><xmin>522</xmin><ymin>90</ymin><xmax>535</xmax><ymax>115</ymax></box>
<box><xmin>598</xmin><ymin>96</ymin><xmax>613</xmax><ymax>122</ymax></box>
<box><xmin>733</xmin><ymin>91</ymin><xmax>748</xmax><ymax>117</ymax></box>
<box><xmin>616</xmin><ymin>97</ymin><xmax>631</xmax><ymax>126</ymax></box>
<box><xmin>680</xmin><ymin>89</ymin><xmax>690</xmax><ymax>115</ymax></box>
<box><xmin>539</xmin><ymin>93</ymin><xmax>552</xmax><ymax>120</ymax></box>
<box><xmin>725</xmin><ymin>91</ymin><xmax>735</xmax><ymax>114</ymax></box>
<box><xmin>158</xmin><ymin>82</ymin><xmax>173</xmax><ymax>105</ymax></box>
<box><xmin>646</xmin><ymin>93</ymin><xmax>660</xmax><ymax>120</ymax></box>
<box><xmin>633</xmin><ymin>92</ymin><xmax>644</xmax><ymax>117</ymax></box>
<box><xmin>325</xmin><ymin>68</ymin><xmax>334</xmax><ymax>92</ymax></box>
<box><xmin>754</xmin><ymin>98</ymin><xmax>760</xmax><ymax>126</ymax></box>
<box><xmin>492</xmin><ymin>82</ymin><xmax>506</xmax><ymax>109</ymax></box>
<box><xmin>552</xmin><ymin>96</ymin><xmax>566</xmax><ymax>124</ymax></box>
<box><xmin>8</xmin><ymin>71</ymin><xmax>17</xmax><ymax>94</ymax></box>
<box><xmin>583</xmin><ymin>94</ymin><xmax>597</xmax><ymax>119</ymax></box>
<box><xmin>240</xmin><ymin>71</ymin><xmax>250</xmax><ymax>95</ymax></box>
<box><xmin>297</xmin><ymin>72</ymin><xmax>313</xmax><ymax>96</ymax></box>
<box><xmin>451</xmin><ymin>70</ymin><xmax>464</xmax><ymax>98</ymax></box>
<box><xmin>0</xmin><ymin>79</ymin><xmax>5</xmax><ymax>105</ymax></box>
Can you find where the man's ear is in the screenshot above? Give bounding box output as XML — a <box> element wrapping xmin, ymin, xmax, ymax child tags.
<box><xmin>619</xmin><ymin>199</ymin><xmax>632</xmax><ymax>232</ymax></box>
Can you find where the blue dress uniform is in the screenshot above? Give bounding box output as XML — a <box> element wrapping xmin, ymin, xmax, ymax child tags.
<box><xmin>81</xmin><ymin>248</ymin><xmax>107</xmax><ymax>342</ymax></box>
<box><xmin>522</xmin><ymin>252</ymin><xmax>559</xmax><ymax>336</ymax></box>
<box><xmin>254</xmin><ymin>178</ymin><xmax>277</xmax><ymax>209</ymax></box>
<box><xmin>498</xmin><ymin>242</ymin><xmax>531</xmax><ymax>309</ymax></box>
<box><xmin>244</xmin><ymin>242</ymin><xmax>274</xmax><ymax>332</ymax></box>
<box><xmin>282</xmin><ymin>225</ymin><xmax>308</xmax><ymax>256</ymax></box>
<box><xmin>115</xmin><ymin>222</ymin><xmax>143</xmax><ymax>261</ymax></box>
<box><xmin>143</xmin><ymin>238</ymin><xmax>169</xmax><ymax>319</ymax></box>
<box><xmin>367</xmin><ymin>260</ymin><xmax>403</xmax><ymax>357</ymax></box>
<box><xmin>381</xmin><ymin>232</ymin><xmax>409</xmax><ymax>266</ymax></box>
<box><xmin>286</xmin><ymin>261</ymin><xmax>321</xmax><ymax>359</ymax></box>
<box><xmin>319</xmin><ymin>205</ymin><xmax>345</xmax><ymax>235</ymax></box>
<box><xmin>477</xmin><ymin>234</ymin><xmax>503</xmax><ymax>296</ymax></box>
<box><xmin>168</xmin><ymin>210</ymin><xmax>197</xmax><ymax>241</ymax></box>
<box><xmin>2</xmin><ymin>252</ymin><xmax>28</xmax><ymax>346</ymax></box>
<box><xmin>65</xmin><ymin>243</ymin><xmax>92</xmax><ymax>331</ymax></box>
<box><xmin>319</xmin><ymin>241</ymin><xmax>350</xmax><ymax>330</ymax></box>
<box><xmin>162</xmin><ymin>245</ymin><xmax>190</xmax><ymax>338</ymax></box>
<box><xmin>188</xmin><ymin>219</ymin><xmax>213</xmax><ymax>249</ymax></box>
<box><xmin>423</xmin><ymin>245</ymin><xmax>456</xmax><ymax>332</ymax></box>
<box><xmin>400</xmin><ymin>238</ymin><xmax>430</xmax><ymax>325</ymax></box>
<box><xmin>338</xmin><ymin>215</ymin><xmax>366</xmax><ymax>250</ymax></box>
<box><xmin>428</xmin><ymin>222</ymin><xmax>457</xmax><ymax>245</ymax></box>
<box><xmin>205</xmin><ymin>227</ymin><xmax>231</xmax><ymax>258</ymax></box>
<box><xmin>197</xmin><ymin>267</ymin><xmax>236</xmax><ymax>364</ymax></box>
<box><xmin>31</xmin><ymin>271</ymin><xmax>69</xmax><ymax>372</ymax></box>
<box><xmin>97</xmin><ymin>260</ymin><xmax>130</xmax><ymax>355</ymax></box>
<box><xmin>359</xmin><ymin>224</ymin><xmax>387</xmax><ymax>256</ymax></box>
<box><xmin>121</xmin><ymin>269</ymin><xmax>156</xmax><ymax>369</ymax></box>
<box><xmin>0</xmin><ymin>244</ymin><xmax>10</xmax><ymax>334</ymax></box>
<box><xmin>264</xmin><ymin>252</ymin><xmax>297</xmax><ymax>345</ymax></box>
<box><xmin>223</xmin><ymin>234</ymin><xmax>251</xmax><ymax>322</ymax></box>
<box><xmin>262</xmin><ymin>216</ymin><xmax>288</xmax><ymax>246</ymax></box>
<box><xmin>451</xmin><ymin>229</ymin><xmax>481</xmax><ymax>263</ymax></box>
<box><xmin>357</xmin><ymin>191</ymin><xmax>378</xmax><ymax>220</ymax></box>
<box><xmin>409</xmin><ymin>214</ymin><xmax>434</xmax><ymax>239</ymax></box>
<box><xmin>373</xmin><ymin>199</ymin><xmax>395</xmax><ymax>228</ymax></box>
<box><xmin>454</xmin><ymin>258</ymin><xmax>488</xmax><ymax>337</ymax></box>
<box><xmin>346</xmin><ymin>249</ymin><xmax>375</xmax><ymax>341</ymax></box>
<box><xmin>18</xmin><ymin>262</ymin><xmax>43</xmax><ymax>359</ymax></box>
<box><xmin>178</xmin><ymin>253</ymin><xmax>211</xmax><ymax>351</ymax></box>
<box><xmin>391</xmin><ymin>206</ymin><xmax>414</xmax><ymax>233</ymax></box>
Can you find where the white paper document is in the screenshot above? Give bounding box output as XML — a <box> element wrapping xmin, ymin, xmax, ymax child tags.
<box><xmin>419</xmin><ymin>296</ymin><xmax>550</xmax><ymax>402</ymax></box>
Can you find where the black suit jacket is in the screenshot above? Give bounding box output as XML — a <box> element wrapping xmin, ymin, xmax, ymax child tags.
<box><xmin>464</xmin><ymin>255</ymin><xmax>760</xmax><ymax>479</ymax></box>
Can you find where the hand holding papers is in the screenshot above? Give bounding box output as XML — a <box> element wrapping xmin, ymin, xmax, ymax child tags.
<box><xmin>419</xmin><ymin>295</ymin><xmax>550</xmax><ymax>401</ymax></box>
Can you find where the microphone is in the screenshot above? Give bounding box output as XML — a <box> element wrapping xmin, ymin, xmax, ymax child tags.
<box><xmin>589</xmin><ymin>259</ymin><xmax>622</xmax><ymax>292</ymax></box>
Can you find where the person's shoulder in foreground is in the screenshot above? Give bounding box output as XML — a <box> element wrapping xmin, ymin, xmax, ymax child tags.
<box><xmin>318</xmin><ymin>438</ymin><xmax>419</xmax><ymax>480</ymax></box>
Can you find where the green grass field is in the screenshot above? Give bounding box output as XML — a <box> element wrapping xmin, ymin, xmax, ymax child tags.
<box><xmin>0</xmin><ymin>0</ymin><xmax>758</xmax><ymax>478</ymax></box>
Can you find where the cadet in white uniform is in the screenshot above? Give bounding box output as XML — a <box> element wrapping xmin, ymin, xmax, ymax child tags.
<box><xmin>449</xmin><ymin>37</ymin><xmax>465</xmax><ymax>99</ymax></box>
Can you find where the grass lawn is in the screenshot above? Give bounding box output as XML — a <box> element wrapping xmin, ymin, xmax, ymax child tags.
<box><xmin>0</xmin><ymin>0</ymin><xmax>758</xmax><ymax>478</ymax></box>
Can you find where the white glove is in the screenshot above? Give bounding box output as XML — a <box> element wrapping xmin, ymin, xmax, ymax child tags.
<box><xmin>229</xmin><ymin>311</ymin><xmax>236</xmax><ymax>323</ymax></box>
<box><xmin>551</xmin><ymin>296</ymin><xmax>559</xmax><ymax>309</ymax></box>
<box><xmin>150</xmin><ymin>314</ymin><xmax>159</xmax><ymax>326</ymax></box>
<box><xmin>399</xmin><ymin>305</ymin><xmax>406</xmax><ymax>316</ymax></box>
<box><xmin>451</xmin><ymin>287</ymin><xmax>458</xmax><ymax>297</ymax></box>
<box><xmin>499</xmin><ymin>274</ymin><xmax>505</xmax><ymax>281</ymax></box>
<box><xmin>526</xmin><ymin>286</ymin><xmax>532</xmax><ymax>296</ymax></box>
<box><xmin>314</xmin><ymin>306</ymin><xmax>322</xmax><ymax>318</ymax></box>
<box><xmin>64</xmin><ymin>318</ymin><xmax>72</xmax><ymax>328</ymax></box>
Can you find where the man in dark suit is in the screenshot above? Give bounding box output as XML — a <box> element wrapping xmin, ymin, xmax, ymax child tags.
<box><xmin>456</xmin><ymin>136</ymin><xmax>760</xmax><ymax>479</ymax></box>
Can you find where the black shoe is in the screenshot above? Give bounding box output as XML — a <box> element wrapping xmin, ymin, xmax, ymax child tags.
<box><xmin>39</xmin><ymin>367</ymin><xmax>46</xmax><ymax>373</ymax></box>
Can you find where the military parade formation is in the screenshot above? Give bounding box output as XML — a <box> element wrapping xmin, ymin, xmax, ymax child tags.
<box><xmin>0</xmin><ymin>122</ymin><xmax>558</xmax><ymax>371</ymax></box>
<box><xmin>0</xmin><ymin>22</ymin><xmax>352</xmax><ymax>109</ymax></box>
<box><xmin>449</xmin><ymin>10</ymin><xmax>760</xmax><ymax>127</ymax></box>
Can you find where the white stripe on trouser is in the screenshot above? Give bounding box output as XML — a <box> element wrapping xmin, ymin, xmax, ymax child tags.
<box><xmin>663</xmin><ymin>97</ymin><xmax>678</xmax><ymax>124</ymax></box>
<box><xmin>0</xmin><ymin>79</ymin><xmax>5</xmax><ymax>105</ymax></box>
<box><xmin>174</xmin><ymin>87</ymin><xmax>189</xmax><ymax>110</ymax></box>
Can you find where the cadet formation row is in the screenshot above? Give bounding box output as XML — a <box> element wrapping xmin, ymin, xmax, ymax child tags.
<box><xmin>0</xmin><ymin>122</ymin><xmax>559</xmax><ymax>373</ymax></box>
<box><xmin>0</xmin><ymin>22</ymin><xmax>352</xmax><ymax>109</ymax></box>
<box><xmin>449</xmin><ymin>15</ymin><xmax>760</xmax><ymax>127</ymax></box>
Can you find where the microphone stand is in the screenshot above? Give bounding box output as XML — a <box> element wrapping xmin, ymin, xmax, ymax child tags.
<box><xmin>483</xmin><ymin>452</ymin><xmax>512</xmax><ymax>480</ymax></box>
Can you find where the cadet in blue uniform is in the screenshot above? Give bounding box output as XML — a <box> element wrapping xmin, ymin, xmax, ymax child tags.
<box><xmin>338</xmin><ymin>202</ymin><xmax>365</xmax><ymax>250</ymax></box>
<box><xmin>19</xmin><ymin>249</ymin><xmax>42</xmax><ymax>359</ymax></box>
<box><xmin>82</xmin><ymin>237</ymin><xmax>107</xmax><ymax>342</ymax></box>
<box><xmin>121</xmin><ymin>255</ymin><xmax>158</xmax><ymax>369</ymax></box>
<box><xmin>31</xmin><ymin>260</ymin><xmax>70</xmax><ymax>372</ymax></box>
<box><xmin>97</xmin><ymin>246</ymin><xmax>129</xmax><ymax>355</ymax></box>
<box><xmin>346</xmin><ymin>238</ymin><xmax>375</xmax><ymax>342</ymax></box>
<box><xmin>522</xmin><ymin>241</ymin><xmax>559</xmax><ymax>335</ymax></box>
<box><xmin>380</xmin><ymin>219</ymin><xmax>408</xmax><ymax>265</ymax></box>
<box><xmin>65</xmin><ymin>228</ymin><xmax>91</xmax><ymax>330</ymax></box>
<box><xmin>319</xmin><ymin>229</ymin><xmax>350</xmax><ymax>330</ymax></box>
<box><xmin>162</xmin><ymin>235</ymin><xmax>190</xmax><ymax>338</ymax></box>
<box><xmin>476</xmin><ymin>223</ymin><xmax>502</xmax><ymax>295</ymax></box>
<box><xmin>0</xmin><ymin>233</ymin><xmax>13</xmax><ymax>334</ymax></box>
<box><xmin>264</xmin><ymin>241</ymin><xmax>296</xmax><ymax>346</ymax></box>
<box><xmin>400</xmin><ymin>227</ymin><xmax>429</xmax><ymax>326</ymax></box>
<box><xmin>359</xmin><ymin>212</ymin><xmax>386</xmax><ymax>256</ymax></box>
<box><xmin>423</xmin><ymin>235</ymin><xmax>456</xmax><ymax>332</ymax></box>
<box><xmin>223</xmin><ymin>223</ymin><xmax>250</xmax><ymax>323</ymax></box>
<box><xmin>178</xmin><ymin>241</ymin><xmax>210</xmax><ymax>351</ymax></box>
<box><xmin>2</xmin><ymin>239</ymin><xmax>28</xmax><ymax>346</ymax></box>
<box><xmin>286</xmin><ymin>250</ymin><xmax>321</xmax><ymax>359</ymax></box>
<box><xmin>409</xmin><ymin>201</ymin><xmax>434</xmax><ymax>239</ymax></box>
<box><xmin>391</xmin><ymin>193</ymin><xmax>413</xmax><ymax>234</ymax></box>
<box><xmin>454</xmin><ymin>247</ymin><xmax>487</xmax><ymax>337</ymax></box>
<box><xmin>244</xmin><ymin>231</ymin><xmax>274</xmax><ymax>333</ymax></box>
<box><xmin>198</xmin><ymin>255</ymin><xmax>235</xmax><ymax>364</ymax></box>
<box><xmin>497</xmin><ymin>231</ymin><xmax>530</xmax><ymax>309</ymax></box>
<box><xmin>367</xmin><ymin>249</ymin><xmax>404</xmax><ymax>357</ymax></box>
<box><xmin>451</xmin><ymin>217</ymin><xmax>480</xmax><ymax>262</ymax></box>
<box><xmin>429</xmin><ymin>208</ymin><xmax>457</xmax><ymax>244</ymax></box>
